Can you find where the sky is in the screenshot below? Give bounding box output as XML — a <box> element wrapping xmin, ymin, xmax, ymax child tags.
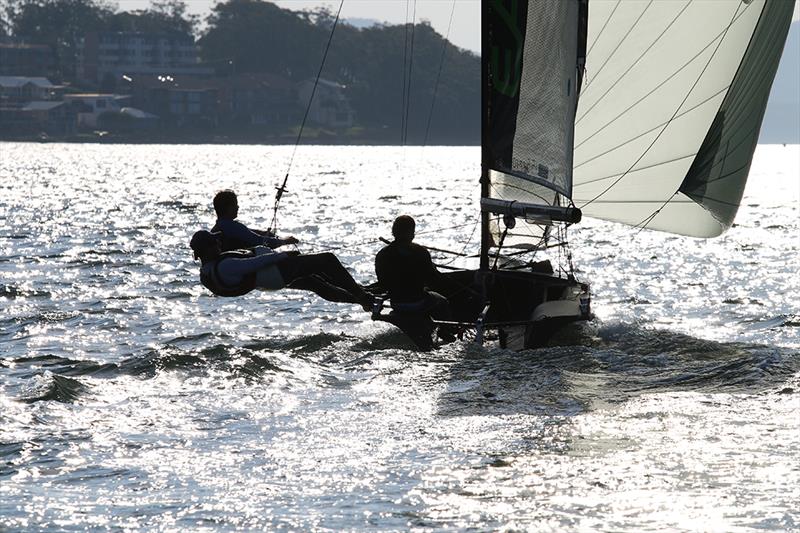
<box><xmin>113</xmin><ymin>0</ymin><xmax>482</xmax><ymax>51</ymax></box>
<box><xmin>114</xmin><ymin>0</ymin><xmax>800</xmax><ymax>54</ymax></box>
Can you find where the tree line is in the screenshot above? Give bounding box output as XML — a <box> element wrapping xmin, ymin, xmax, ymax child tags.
<box><xmin>1</xmin><ymin>0</ymin><xmax>480</xmax><ymax>143</ymax></box>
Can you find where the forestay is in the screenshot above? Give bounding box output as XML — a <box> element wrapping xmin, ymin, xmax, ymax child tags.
<box><xmin>573</xmin><ymin>0</ymin><xmax>794</xmax><ymax>237</ymax></box>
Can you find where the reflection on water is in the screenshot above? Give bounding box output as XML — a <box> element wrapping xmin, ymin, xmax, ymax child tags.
<box><xmin>0</xmin><ymin>143</ymin><xmax>798</xmax><ymax>531</ymax></box>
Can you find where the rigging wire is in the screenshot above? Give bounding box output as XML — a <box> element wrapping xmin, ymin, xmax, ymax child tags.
<box><xmin>422</xmin><ymin>0</ymin><xmax>457</xmax><ymax>147</ymax></box>
<box><xmin>415</xmin><ymin>219</ymin><xmax>481</xmax><ymax>236</ymax></box>
<box><xmin>577</xmin><ymin>3</ymin><xmax>744</xmax><ymax>213</ymax></box>
<box><xmin>486</xmin><ymin>181</ymin><xmax>569</xmax><ymax>270</ymax></box>
<box><xmin>400</xmin><ymin>0</ymin><xmax>411</xmax><ymax>144</ymax></box>
<box><xmin>269</xmin><ymin>0</ymin><xmax>345</xmax><ymax>233</ymax></box>
<box><xmin>439</xmin><ymin>217</ymin><xmax>481</xmax><ymax>267</ymax></box>
<box><xmin>402</xmin><ymin>0</ymin><xmax>418</xmax><ymax>145</ymax></box>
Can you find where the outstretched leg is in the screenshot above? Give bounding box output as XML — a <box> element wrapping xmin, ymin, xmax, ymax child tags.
<box><xmin>278</xmin><ymin>253</ymin><xmax>372</xmax><ymax>309</ymax></box>
<box><xmin>286</xmin><ymin>275</ymin><xmax>360</xmax><ymax>304</ymax></box>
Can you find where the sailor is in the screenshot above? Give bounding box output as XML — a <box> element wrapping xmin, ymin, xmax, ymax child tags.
<box><xmin>190</xmin><ymin>230</ymin><xmax>374</xmax><ymax>310</ymax></box>
<box><xmin>375</xmin><ymin>215</ymin><xmax>452</xmax><ymax>321</ymax></box>
<box><xmin>211</xmin><ymin>189</ymin><xmax>299</xmax><ymax>252</ymax></box>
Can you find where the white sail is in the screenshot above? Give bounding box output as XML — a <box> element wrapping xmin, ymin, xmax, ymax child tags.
<box><xmin>484</xmin><ymin>0</ymin><xmax>587</xmax><ymax>249</ymax></box>
<box><xmin>573</xmin><ymin>0</ymin><xmax>794</xmax><ymax>237</ymax></box>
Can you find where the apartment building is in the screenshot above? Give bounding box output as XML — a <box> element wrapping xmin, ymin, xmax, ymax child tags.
<box><xmin>77</xmin><ymin>31</ymin><xmax>213</xmax><ymax>86</ymax></box>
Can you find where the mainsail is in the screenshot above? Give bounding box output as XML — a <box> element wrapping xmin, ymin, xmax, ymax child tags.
<box><xmin>573</xmin><ymin>0</ymin><xmax>794</xmax><ymax>237</ymax></box>
<box><xmin>482</xmin><ymin>0</ymin><xmax>588</xmax><ymax>251</ymax></box>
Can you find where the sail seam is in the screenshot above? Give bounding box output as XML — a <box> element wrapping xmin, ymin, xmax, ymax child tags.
<box><xmin>690</xmin><ymin>160</ymin><xmax>754</xmax><ymax>193</ymax></box>
<box><xmin>574</xmin><ymin>87</ymin><xmax>728</xmax><ymax>172</ymax></box>
<box><xmin>577</xmin><ymin>3</ymin><xmax>745</xmax><ymax>211</ymax></box>
<box><xmin>576</xmin><ymin>1</ymin><xmax>692</xmax><ymax>126</ymax></box>
<box><xmin>574</xmin><ymin>5</ymin><xmax>750</xmax><ymax>152</ymax></box>
<box><xmin>691</xmin><ymin>8</ymin><xmax>786</xmax><ymax>183</ymax></box>
<box><xmin>682</xmin><ymin>194</ymin><xmax>743</xmax><ymax>209</ymax></box>
<box><xmin>490</xmin><ymin>180</ymin><xmax>555</xmax><ymax>205</ymax></box>
<box><xmin>571</xmin><ymin>199</ymin><xmax>697</xmax><ymax>204</ymax></box>
<box><xmin>575</xmin><ymin>153</ymin><xmax>696</xmax><ymax>189</ymax></box>
<box><xmin>582</xmin><ymin>0</ymin><xmax>653</xmax><ymax>92</ymax></box>
<box><xmin>681</xmin><ymin>106</ymin><xmax>765</xmax><ymax>190</ymax></box>
<box><xmin>492</xmin><ymin>166</ymin><xmax>569</xmax><ymax>198</ymax></box>
<box><xmin>584</xmin><ymin>0</ymin><xmax>621</xmax><ymax>60</ymax></box>
<box><xmin>677</xmin><ymin>0</ymin><xmax>778</xmax><ymax>227</ymax></box>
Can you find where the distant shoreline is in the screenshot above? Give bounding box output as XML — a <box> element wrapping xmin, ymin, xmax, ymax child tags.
<box><xmin>3</xmin><ymin>136</ymin><xmax>797</xmax><ymax>147</ymax></box>
<box><xmin>0</xmin><ymin>133</ymin><xmax>481</xmax><ymax>146</ymax></box>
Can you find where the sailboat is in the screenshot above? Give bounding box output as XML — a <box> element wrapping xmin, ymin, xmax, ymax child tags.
<box><xmin>371</xmin><ymin>0</ymin><xmax>794</xmax><ymax>351</ymax></box>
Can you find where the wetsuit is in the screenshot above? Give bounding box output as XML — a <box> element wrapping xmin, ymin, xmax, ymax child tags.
<box><xmin>375</xmin><ymin>241</ymin><xmax>451</xmax><ymax>319</ymax></box>
<box><xmin>200</xmin><ymin>246</ymin><xmax>367</xmax><ymax>305</ymax></box>
<box><xmin>212</xmin><ymin>218</ymin><xmax>282</xmax><ymax>252</ymax></box>
<box><xmin>200</xmin><ymin>247</ymin><xmax>286</xmax><ymax>296</ymax></box>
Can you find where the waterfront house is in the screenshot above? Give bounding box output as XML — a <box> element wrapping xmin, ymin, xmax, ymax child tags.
<box><xmin>297</xmin><ymin>78</ymin><xmax>355</xmax><ymax>129</ymax></box>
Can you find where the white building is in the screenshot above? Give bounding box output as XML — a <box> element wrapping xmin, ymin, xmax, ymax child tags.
<box><xmin>63</xmin><ymin>93</ymin><xmax>130</xmax><ymax>128</ymax></box>
<box><xmin>297</xmin><ymin>78</ymin><xmax>355</xmax><ymax>129</ymax></box>
<box><xmin>77</xmin><ymin>32</ymin><xmax>213</xmax><ymax>85</ymax></box>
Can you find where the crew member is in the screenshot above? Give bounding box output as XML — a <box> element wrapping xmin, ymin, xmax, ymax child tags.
<box><xmin>190</xmin><ymin>230</ymin><xmax>374</xmax><ymax>310</ymax></box>
<box><xmin>211</xmin><ymin>189</ymin><xmax>298</xmax><ymax>251</ymax></box>
<box><xmin>375</xmin><ymin>215</ymin><xmax>452</xmax><ymax>320</ymax></box>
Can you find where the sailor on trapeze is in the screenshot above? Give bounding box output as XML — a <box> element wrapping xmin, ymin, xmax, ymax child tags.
<box><xmin>190</xmin><ymin>190</ymin><xmax>374</xmax><ymax>310</ymax></box>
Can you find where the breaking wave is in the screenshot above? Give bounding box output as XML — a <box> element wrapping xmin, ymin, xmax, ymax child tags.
<box><xmin>19</xmin><ymin>373</ymin><xmax>90</xmax><ymax>404</ymax></box>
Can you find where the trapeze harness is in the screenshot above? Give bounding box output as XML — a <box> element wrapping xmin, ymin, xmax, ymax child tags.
<box><xmin>199</xmin><ymin>251</ymin><xmax>258</xmax><ymax>297</ymax></box>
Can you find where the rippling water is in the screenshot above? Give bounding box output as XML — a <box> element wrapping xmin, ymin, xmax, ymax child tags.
<box><xmin>1</xmin><ymin>143</ymin><xmax>798</xmax><ymax>531</ymax></box>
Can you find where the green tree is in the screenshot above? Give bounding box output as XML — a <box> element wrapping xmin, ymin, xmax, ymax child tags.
<box><xmin>199</xmin><ymin>0</ymin><xmax>328</xmax><ymax>79</ymax></box>
<box><xmin>5</xmin><ymin>0</ymin><xmax>197</xmax><ymax>81</ymax></box>
<box><xmin>107</xmin><ymin>0</ymin><xmax>197</xmax><ymax>36</ymax></box>
<box><xmin>329</xmin><ymin>20</ymin><xmax>479</xmax><ymax>143</ymax></box>
<box><xmin>0</xmin><ymin>1</ymin><xmax>10</xmax><ymax>39</ymax></box>
<box><xmin>199</xmin><ymin>1</ymin><xmax>479</xmax><ymax>143</ymax></box>
<box><xmin>5</xmin><ymin>0</ymin><xmax>114</xmax><ymax>80</ymax></box>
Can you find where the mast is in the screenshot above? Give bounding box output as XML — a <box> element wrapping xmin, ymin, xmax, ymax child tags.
<box><xmin>479</xmin><ymin>0</ymin><xmax>490</xmax><ymax>272</ymax></box>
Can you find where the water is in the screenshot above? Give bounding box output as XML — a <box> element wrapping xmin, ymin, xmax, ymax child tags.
<box><xmin>1</xmin><ymin>143</ymin><xmax>798</xmax><ymax>531</ymax></box>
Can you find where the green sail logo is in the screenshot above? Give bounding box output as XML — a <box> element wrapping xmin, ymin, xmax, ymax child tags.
<box><xmin>491</xmin><ymin>0</ymin><xmax>524</xmax><ymax>97</ymax></box>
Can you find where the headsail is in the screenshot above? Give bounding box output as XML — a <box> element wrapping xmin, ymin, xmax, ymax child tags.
<box><xmin>482</xmin><ymin>0</ymin><xmax>589</xmax><ymax>250</ymax></box>
<box><xmin>573</xmin><ymin>0</ymin><xmax>794</xmax><ymax>237</ymax></box>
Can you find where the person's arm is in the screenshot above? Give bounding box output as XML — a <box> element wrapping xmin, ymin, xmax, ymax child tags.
<box><xmin>422</xmin><ymin>248</ymin><xmax>462</xmax><ymax>296</ymax></box>
<box><xmin>216</xmin><ymin>219</ymin><xmax>266</xmax><ymax>247</ymax></box>
<box><xmin>424</xmin><ymin>248</ymin><xmax>440</xmax><ymax>283</ymax></box>
<box><xmin>268</xmin><ymin>235</ymin><xmax>299</xmax><ymax>248</ymax></box>
<box><xmin>375</xmin><ymin>249</ymin><xmax>387</xmax><ymax>285</ymax></box>
<box><xmin>247</xmin><ymin>228</ymin><xmax>300</xmax><ymax>248</ymax></box>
